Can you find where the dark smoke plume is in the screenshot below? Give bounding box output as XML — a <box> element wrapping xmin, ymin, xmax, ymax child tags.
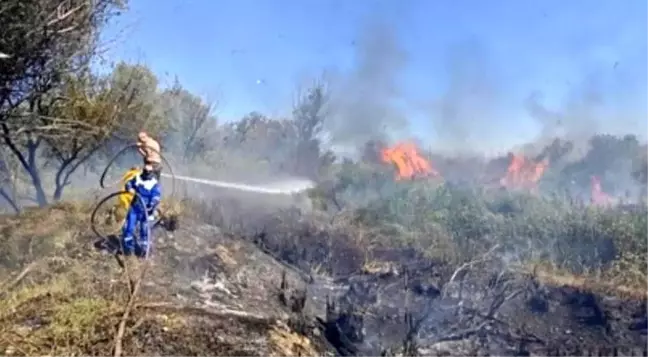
<box><xmin>427</xmin><ymin>37</ymin><xmax>505</xmax><ymax>155</ymax></box>
<box><xmin>327</xmin><ymin>21</ymin><xmax>409</xmax><ymax>151</ymax></box>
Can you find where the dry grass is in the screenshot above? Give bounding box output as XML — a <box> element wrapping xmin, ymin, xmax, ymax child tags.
<box><xmin>268</xmin><ymin>322</ymin><xmax>319</xmax><ymax>357</ymax></box>
<box><xmin>0</xmin><ymin>199</ymin><xmax>328</xmax><ymax>356</ymax></box>
<box><xmin>0</xmin><ymin>202</ymin><xmax>126</xmax><ymax>355</ymax></box>
<box><xmin>0</xmin><ymin>262</ymin><xmax>127</xmax><ymax>355</ymax></box>
<box><xmin>361</xmin><ymin>260</ymin><xmax>398</xmax><ymax>275</ymax></box>
<box><xmin>521</xmin><ymin>261</ymin><xmax>648</xmax><ymax>301</ymax></box>
<box><xmin>212</xmin><ymin>244</ymin><xmax>239</xmax><ymax>269</ymax></box>
<box><xmin>0</xmin><ymin>201</ymin><xmax>93</xmax><ymax>271</ymax></box>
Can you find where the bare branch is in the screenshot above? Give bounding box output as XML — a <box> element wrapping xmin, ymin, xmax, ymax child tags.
<box><xmin>443</xmin><ymin>244</ymin><xmax>500</xmax><ymax>298</ymax></box>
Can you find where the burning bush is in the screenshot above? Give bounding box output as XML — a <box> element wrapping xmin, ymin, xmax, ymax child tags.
<box><xmin>305</xmin><ymin>142</ymin><xmax>647</xmax><ymax>291</ymax></box>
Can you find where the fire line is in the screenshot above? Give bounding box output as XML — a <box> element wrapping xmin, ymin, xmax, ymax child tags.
<box><xmin>380</xmin><ymin>141</ymin><xmax>439</xmax><ymax>180</ymax></box>
<box><xmin>500</xmin><ymin>153</ymin><xmax>549</xmax><ymax>191</ymax></box>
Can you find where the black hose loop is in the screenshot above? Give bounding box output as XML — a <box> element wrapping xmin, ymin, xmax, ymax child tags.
<box><xmin>99</xmin><ymin>143</ymin><xmax>176</xmax><ymax>200</ymax></box>
<box><xmin>91</xmin><ymin>190</ymin><xmax>157</xmax><ymax>259</ymax></box>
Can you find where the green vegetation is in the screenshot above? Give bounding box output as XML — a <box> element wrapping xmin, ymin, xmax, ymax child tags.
<box><xmin>306</xmin><ymin>163</ymin><xmax>647</xmax><ymax>298</ymax></box>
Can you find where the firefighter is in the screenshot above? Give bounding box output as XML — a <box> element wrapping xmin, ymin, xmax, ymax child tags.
<box><xmin>121</xmin><ymin>164</ymin><xmax>161</xmax><ymax>258</ymax></box>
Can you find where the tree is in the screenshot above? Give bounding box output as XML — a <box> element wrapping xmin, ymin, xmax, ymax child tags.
<box><xmin>0</xmin><ymin>63</ymin><xmax>162</xmax><ymax>207</ymax></box>
<box><xmin>0</xmin><ymin>0</ymin><xmax>124</xmax><ymax>121</ymax></box>
<box><xmin>107</xmin><ymin>62</ymin><xmax>163</xmax><ymax>139</ymax></box>
<box><xmin>0</xmin><ymin>0</ymin><xmax>126</xmax><ymax>208</ymax></box>
<box><xmin>46</xmin><ymin>66</ymin><xmax>163</xmax><ymax>201</ymax></box>
<box><xmin>210</xmin><ymin>111</ymin><xmax>326</xmax><ymax>178</ymax></box>
<box><xmin>291</xmin><ymin>79</ymin><xmax>335</xmax><ymax>179</ymax></box>
<box><xmin>159</xmin><ymin>79</ymin><xmax>218</xmax><ymax>162</ymax></box>
<box><xmin>229</xmin><ymin>112</ymin><xmax>298</xmax><ymax>172</ymax></box>
<box><xmin>0</xmin><ymin>147</ymin><xmax>21</xmax><ymax>212</ymax></box>
<box><xmin>220</xmin><ymin>79</ymin><xmax>337</xmax><ymax>180</ymax></box>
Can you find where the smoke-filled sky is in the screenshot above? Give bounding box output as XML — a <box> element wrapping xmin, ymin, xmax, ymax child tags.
<box><xmin>102</xmin><ymin>0</ymin><xmax>647</xmax><ymax>153</ymax></box>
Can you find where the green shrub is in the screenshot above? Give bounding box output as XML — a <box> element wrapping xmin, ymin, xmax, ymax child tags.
<box><xmin>324</xmin><ymin>170</ymin><xmax>647</xmax><ymax>280</ymax></box>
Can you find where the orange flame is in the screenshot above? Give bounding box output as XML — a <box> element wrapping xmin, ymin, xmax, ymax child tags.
<box><xmin>500</xmin><ymin>153</ymin><xmax>549</xmax><ymax>191</ymax></box>
<box><xmin>380</xmin><ymin>142</ymin><xmax>439</xmax><ymax>180</ymax></box>
<box><xmin>590</xmin><ymin>175</ymin><xmax>612</xmax><ymax>206</ymax></box>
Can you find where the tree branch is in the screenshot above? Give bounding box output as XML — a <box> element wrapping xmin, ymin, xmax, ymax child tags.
<box><xmin>0</xmin><ymin>186</ymin><xmax>20</xmax><ymax>213</ymax></box>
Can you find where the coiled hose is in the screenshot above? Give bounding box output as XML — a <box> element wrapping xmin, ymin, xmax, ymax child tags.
<box><xmin>91</xmin><ymin>191</ymin><xmax>155</xmax><ymax>259</ymax></box>
<box><xmin>99</xmin><ymin>143</ymin><xmax>176</xmax><ymax>199</ymax></box>
<box><xmin>91</xmin><ymin>143</ymin><xmax>176</xmax><ymax>249</ymax></box>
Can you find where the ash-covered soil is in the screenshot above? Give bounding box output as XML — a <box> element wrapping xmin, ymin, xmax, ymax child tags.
<box><xmin>155</xmin><ymin>213</ymin><xmax>647</xmax><ymax>356</ymax></box>
<box><xmin>0</xmin><ymin>203</ymin><xmax>646</xmax><ymax>356</ymax></box>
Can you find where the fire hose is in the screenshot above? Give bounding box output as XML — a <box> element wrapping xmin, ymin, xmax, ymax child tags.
<box><xmin>90</xmin><ymin>190</ymin><xmax>160</xmax><ymax>244</ymax></box>
<box><xmin>99</xmin><ymin>143</ymin><xmax>317</xmax><ymax>195</ymax></box>
<box><xmin>90</xmin><ymin>190</ymin><xmax>155</xmax><ymax>275</ymax></box>
<box><xmin>91</xmin><ymin>143</ymin><xmax>315</xmax><ymax>244</ymax></box>
<box><xmin>91</xmin><ymin>144</ymin><xmax>176</xmax><ymax>245</ymax></box>
<box><xmin>99</xmin><ymin>143</ymin><xmax>176</xmax><ymax>198</ymax></box>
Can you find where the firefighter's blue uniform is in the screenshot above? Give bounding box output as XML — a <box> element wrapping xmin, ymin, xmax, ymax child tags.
<box><xmin>121</xmin><ymin>170</ymin><xmax>161</xmax><ymax>258</ymax></box>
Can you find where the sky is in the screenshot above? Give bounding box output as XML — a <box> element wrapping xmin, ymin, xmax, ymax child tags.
<box><xmin>101</xmin><ymin>0</ymin><xmax>647</xmax><ymax>153</ymax></box>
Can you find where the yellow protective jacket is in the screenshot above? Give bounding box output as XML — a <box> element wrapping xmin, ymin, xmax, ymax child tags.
<box><xmin>116</xmin><ymin>168</ymin><xmax>141</xmax><ymax>211</ymax></box>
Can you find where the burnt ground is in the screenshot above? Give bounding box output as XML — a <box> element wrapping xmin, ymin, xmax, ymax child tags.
<box><xmin>0</xmin><ymin>202</ymin><xmax>646</xmax><ymax>356</ymax></box>
<box><xmin>153</xmin><ymin>210</ymin><xmax>648</xmax><ymax>356</ymax></box>
<box><xmin>239</xmin><ymin>207</ymin><xmax>648</xmax><ymax>356</ymax></box>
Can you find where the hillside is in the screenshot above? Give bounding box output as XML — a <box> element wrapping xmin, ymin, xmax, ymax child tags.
<box><xmin>0</xmin><ymin>193</ymin><xmax>646</xmax><ymax>356</ymax></box>
<box><xmin>0</xmin><ymin>201</ymin><xmax>333</xmax><ymax>356</ymax></box>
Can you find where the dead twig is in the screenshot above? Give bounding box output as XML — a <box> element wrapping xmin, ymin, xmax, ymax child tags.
<box><xmin>438</xmin><ymin>278</ymin><xmax>526</xmax><ymax>345</ymax></box>
<box><xmin>0</xmin><ymin>261</ymin><xmax>39</xmax><ymax>297</ymax></box>
<box><xmin>125</xmin><ymin>316</ymin><xmax>147</xmax><ymax>338</ymax></box>
<box><xmin>443</xmin><ymin>244</ymin><xmax>500</xmax><ymax>298</ymax></box>
<box><xmin>112</xmin><ymin>259</ymin><xmax>151</xmax><ymax>357</ymax></box>
<box><xmin>136</xmin><ymin>301</ymin><xmax>270</xmax><ymax>324</ymax></box>
<box><xmin>0</xmin><ymin>335</ymin><xmax>30</xmax><ymax>356</ymax></box>
<box><xmin>437</xmin><ymin>320</ymin><xmax>491</xmax><ymax>342</ymax></box>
